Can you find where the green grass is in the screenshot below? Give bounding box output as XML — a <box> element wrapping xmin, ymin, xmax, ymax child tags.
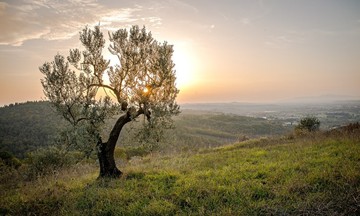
<box><xmin>1</xmin><ymin>131</ymin><xmax>359</xmax><ymax>215</ymax></box>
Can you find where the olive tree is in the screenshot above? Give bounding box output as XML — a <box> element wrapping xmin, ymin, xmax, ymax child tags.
<box><xmin>40</xmin><ymin>25</ymin><xmax>179</xmax><ymax>178</ymax></box>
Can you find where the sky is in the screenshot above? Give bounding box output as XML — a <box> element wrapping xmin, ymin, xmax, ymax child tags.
<box><xmin>0</xmin><ymin>0</ymin><xmax>360</xmax><ymax>105</ymax></box>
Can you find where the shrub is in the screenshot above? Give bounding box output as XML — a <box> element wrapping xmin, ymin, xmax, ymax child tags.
<box><xmin>25</xmin><ymin>147</ymin><xmax>79</xmax><ymax>178</ymax></box>
<box><xmin>123</xmin><ymin>146</ymin><xmax>152</xmax><ymax>160</ymax></box>
<box><xmin>0</xmin><ymin>151</ymin><xmax>21</xmax><ymax>169</ymax></box>
<box><xmin>296</xmin><ymin>116</ymin><xmax>320</xmax><ymax>132</ymax></box>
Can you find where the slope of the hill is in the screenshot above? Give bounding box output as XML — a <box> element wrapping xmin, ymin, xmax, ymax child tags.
<box><xmin>0</xmin><ymin>102</ymin><xmax>290</xmax><ymax>157</ymax></box>
<box><xmin>119</xmin><ymin>110</ymin><xmax>291</xmax><ymax>152</ymax></box>
<box><xmin>0</xmin><ymin>101</ymin><xmax>65</xmax><ymax>157</ymax></box>
<box><xmin>1</xmin><ymin>128</ymin><xmax>359</xmax><ymax>215</ymax></box>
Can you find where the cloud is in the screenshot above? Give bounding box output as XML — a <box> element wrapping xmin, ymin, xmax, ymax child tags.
<box><xmin>168</xmin><ymin>0</ymin><xmax>199</xmax><ymax>14</ymax></box>
<box><xmin>265</xmin><ymin>30</ymin><xmax>308</xmax><ymax>49</ymax></box>
<box><xmin>0</xmin><ymin>1</ymin><xmax>7</xmax><ymax>12</ymax></box>
<box><xmin>240</xmin><ymin>18</ymin><xmax>251</xmax><ymax>25</ymax></box>
<box><xmin>0</xmin><ymin>0</ymin><xmax>161</xmax><ymax>46</ymax></box>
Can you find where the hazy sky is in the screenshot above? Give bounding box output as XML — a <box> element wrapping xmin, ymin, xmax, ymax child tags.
<box><xmin>0</xmin><ymin>0</ymin><xmax>359</xmax><ymax>105</ymax></box>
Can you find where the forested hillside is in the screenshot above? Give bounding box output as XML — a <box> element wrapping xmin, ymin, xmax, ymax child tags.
<box><xmin>0</xmin><ymin>102</ymin><xmax>65</xmax><ymax>157</ymax></box>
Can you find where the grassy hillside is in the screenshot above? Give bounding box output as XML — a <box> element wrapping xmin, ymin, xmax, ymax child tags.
<box><xmin>1</xmin><ymin>128</ymin><xmax>359</xmax><ymax>215</ymax></box>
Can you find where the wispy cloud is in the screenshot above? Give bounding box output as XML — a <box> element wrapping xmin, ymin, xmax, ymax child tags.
<box><xmin>264</xmin><ymin>27</ymin><xmax>359</xmax><ymax>50</ymax></box>
<box><xmin>168</xmin><ymin>0</ymin><xmax>199</xmax><ymax>14</ymax></box>
<box><xmin>240</xmin><ymin>18</ymin><xmax>251</xmax><ymax>25</ymax></box>
<box><xmin>265</xmin><ymin>30</ymin><xmax>308</xmax><ymax>49</ymax></box>
<box><xmin>0</xmin><ymin>0</ymin><xmax>161</xmax><ymax>46</ymax></box>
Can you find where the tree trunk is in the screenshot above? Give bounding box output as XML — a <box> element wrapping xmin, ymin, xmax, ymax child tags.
<box><xmin>97</xmin><ymin>142</ymin><xmax>122</xmax><ymax>178</ymax></box>
<box><xmin>97</xmin><ymin>112</ymin><xmax>132</xmax><ymax>178</ymax></box>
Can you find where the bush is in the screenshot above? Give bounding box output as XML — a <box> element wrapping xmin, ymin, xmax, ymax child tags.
<box><xmin>25</xmin><ymin>147</ymin><xmax>79</xmax><ymax>178</ymax></box>
<box><xmin>296</xmin><ymin>116</ymin><xmax>320</xmax><ymax>132</ymax></box>
<box><xmin>0</xmin><ymin>151</ymin><xmax>21</xmax><ymax>169</ymax></box>
<box><xmin>123</xmin><ymin>146</ymin><xmax>151</xmax><ymax>160</ymax></box>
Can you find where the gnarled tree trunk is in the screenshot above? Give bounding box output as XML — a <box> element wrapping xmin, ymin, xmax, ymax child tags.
<box><xmin>97</xmin><ymin>113</ymin><xmax>132</xmax><ymax>178</ymax></box>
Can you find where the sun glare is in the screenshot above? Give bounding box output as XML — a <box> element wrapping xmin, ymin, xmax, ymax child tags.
<box><xmin>102</xmin><ymin>72</ymin><xmax>111</xmax><ymax>85</ymax></box>
<box><xmin>172</xmin><ymin>44</ymin><xmax>194</xmax><ymax>90</ymax></box>
<box><xmin>106</xmin><ymin>51</ymin><xmax>120</xmax><ymax>67</ymax></box>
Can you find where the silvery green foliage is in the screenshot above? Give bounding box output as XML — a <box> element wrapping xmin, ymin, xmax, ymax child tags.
<box><xmin>40</xmin><ymin>25</ymin><xmax>179</xmax><ymax>152</ymax></box>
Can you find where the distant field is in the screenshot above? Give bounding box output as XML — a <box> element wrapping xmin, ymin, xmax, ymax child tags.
<box><xmin>182</xmin><ymin>100</ymin><xmax>360</xmax><ymax>129</ymax></box>
<box><xmin>119</xmin><ymin>109</ymin><xmax>291</xmax><ymax>153</ymax></box>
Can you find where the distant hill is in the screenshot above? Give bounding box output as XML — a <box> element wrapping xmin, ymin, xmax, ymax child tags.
<box><xmin>283</xmin><ymin>94</ymin><xmax>360</xmax><ymax>103</ymax></box>
<box><xmin>0</xmin><ymin>101</ymin><xmax>65</xmax><ymax>157</ymax></box>
<box><xmin>0</xmin><ymin>101</ymin><xmax>291</xmax><ymax>157</ymax></box>
<box><xmin>2</xmin><ymin>100</ymin><xmax>359</xmax><ymax>158</ymax></box>
<box><xmin>165</xmin><ymin>110</ymin><xmax>289</xmax><ymax>150</ymax></box>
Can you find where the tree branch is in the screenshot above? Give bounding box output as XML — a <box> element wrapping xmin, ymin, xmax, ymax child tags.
<box><xmin>106</xmin><ymin>107</ymin><xmax>146</xmax><ymax>148</ymax></box>
<box><xmin>88</xmin><ymin>83</ymin><xmax>121</xmax><ymax>103</ymax></box>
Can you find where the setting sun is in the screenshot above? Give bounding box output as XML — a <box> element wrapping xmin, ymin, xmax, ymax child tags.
<box><xmin>172</xmin><ymin>44</ymin><xmax>195</xmax><ymax>90</ymax></box>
